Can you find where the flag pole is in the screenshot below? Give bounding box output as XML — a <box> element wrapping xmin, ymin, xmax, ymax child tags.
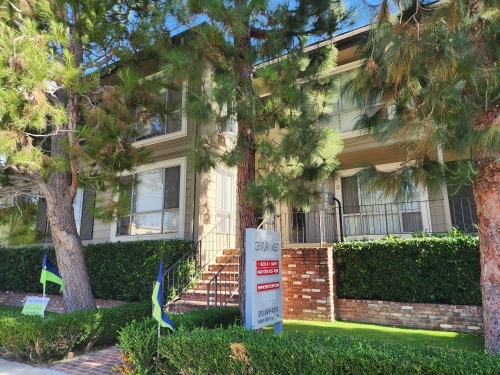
<box><xmin>158</xmin><ymin>270</ymin><xmax>164</xmax><ymax>359</ymax></box>
<box><xmin>157</xmin><ymin>321</ymin><xmax>160</xmax><ymax>359</ymax></box>
<box><xmin>42</xmin><ymin>284</ymin><xmax>45</xmax><ymax>318</ymax></box>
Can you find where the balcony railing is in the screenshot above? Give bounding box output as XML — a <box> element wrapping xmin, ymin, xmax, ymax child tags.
<box><xmin>258</xmin><ymin>197</ymin><xmax>477</xmax><ymax>243</ymax></box>
<box><xmin>258</xmin><ymin>211</ymin><xmax>337</xmax><ymax>244</ymax></box>
<box><xmin>342</xmin><ymin>198</ymin><xmax>477</xmax><ymax>237</ymax></box>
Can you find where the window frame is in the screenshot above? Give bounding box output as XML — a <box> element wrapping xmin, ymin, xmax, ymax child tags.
<box><xmin>132</xmin><ymin>81</ymin><xmax>188</xmax><ymax>147</ymax></box>
<box><xmin>322</xmin><ymin>62</ymin><xmax>382</xmax><ymax>134</ymax></box>
<box><xmin>110</xmin><ymin>156</ymin><xmax>187</xmax><ymax>242</ymax></box>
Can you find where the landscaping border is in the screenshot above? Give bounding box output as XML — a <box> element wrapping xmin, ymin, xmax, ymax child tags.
<box><xmin>337</xmin><ymin>298</ymin><xmax>484</xmax><ymax>334</ymax></box>
<box><xmin>281</xmin><ymin>247</ymin><xmax>484</xmax><ymax>334</ymax></box>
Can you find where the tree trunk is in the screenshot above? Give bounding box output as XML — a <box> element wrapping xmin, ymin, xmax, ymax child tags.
<box><xmin>40</xmin><ymin>94</ymin><xmax>96</xmax><ymax>313</ymax></box>
<box><xmin>473</xmin><ymin>158</ymin><xmax>500</xmax><ymax>354</ymax></box>
<box><xmin>237</xmin><ymin>140</ymin><xmax>257</xmax><ymax>327</ymax></box>
<box><xmin>235</xmin><ymin>17</ymin><xmax>258</xmax><ymax>326</ymax></box>
<box><xmin>45</xmin><ymin>179</ymin><xmax>97</xmax><ymax>312</ymax></box>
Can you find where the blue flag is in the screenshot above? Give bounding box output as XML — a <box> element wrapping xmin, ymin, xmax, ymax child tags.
<box><xmin>40</xmin><ymin>252</ymin><xmax>64</xmax><ymax>293</ymax></box>
<box><xmin>151</xmin><ymin>261</ymin><xmax>174</xmax><ymax>330</ymax></box>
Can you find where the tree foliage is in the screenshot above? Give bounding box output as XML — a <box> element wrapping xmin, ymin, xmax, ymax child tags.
<box><xmin>346</xmin><ymin>0</ymin><xmax>500</xmax><ymax>353</ymax></box>
<box><xmin>161</xmin><ymin>0</ymin><xmax>348</xmax><ymax>213</ymax></box>
<box><xmin>0</xmin><ymin>0</ymin><xmax>181</xmax><ymax>311</ymax></box>
<box><xmin>346</xmin><ymin>0</ymin><xmax>500</xmax><ymax>194</ymax></box>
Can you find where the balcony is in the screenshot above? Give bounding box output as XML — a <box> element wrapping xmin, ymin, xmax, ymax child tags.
<box><xmin>259</xmin><ymin>198</ymin><xmax>477</xmax><ymax>244</ymax></box>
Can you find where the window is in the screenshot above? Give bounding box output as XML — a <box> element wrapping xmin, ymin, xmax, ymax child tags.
<box><xmin>116</xmin><ymin>158</ymin><xmax>186</xmax><ymax>238</ymax></box>
<box><xmin>131</xmin><ymin>83</ymin><xmax>187</xmax><ymax>144</ymax></box>
<box><xmin>36</xmin><ymin>187</ymin><xmax>95</xmax><ymax>242</ymax></box>
<box><xmin>341</xmin><ymin>176</ymin><xmax>422</xmax><ymax>235</ymax></box>
<box><xmin>325</xmin><ymin>70</ymin><xmax>381</xmax><ymax>133</ymax></box>
<box><xmin>216</xmin><ymin>169</ymin><xmax>234</xmax><ymax>235</ymax></box>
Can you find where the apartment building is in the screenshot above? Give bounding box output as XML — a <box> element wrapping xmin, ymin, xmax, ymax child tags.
<box><xmin>260</xmin><ymin>26</ymin><xmax>478</xmax><ymax>244</ymax></box>
<box><xmin>32</xmin><ymin>26</ymin><xmax>477</xmax><ymax>248</ymax></box>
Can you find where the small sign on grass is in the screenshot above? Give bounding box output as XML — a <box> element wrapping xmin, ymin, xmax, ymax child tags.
<box><xmin>21</xmin><ymin>296</ymin><xmax>49</xmax><ymax>316</ymax></box>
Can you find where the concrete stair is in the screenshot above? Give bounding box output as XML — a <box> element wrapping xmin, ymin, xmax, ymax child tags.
<box><xmin>167</xmin><ymin>249</ymin><xmax>240</xmax><ymax>313</ymax></box>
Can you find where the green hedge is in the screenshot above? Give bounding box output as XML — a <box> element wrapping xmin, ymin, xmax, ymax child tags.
<box><xmin>154</xmin><ymin>327</ymin><xmax>500</xmax><ymax>375</ymax></box>
<box><xmin>333</xmin><ymin>235</ymin><xmax>481</xmax><ymax>305</ymax></box>
<box><xmin>118</xmin><ymin>307</ymin><xmax>240</xmax><ymax>374</ymax></box>
<box><xmin>0</xmin><ymin>302</ymin><xmax>150</xmax><ymax>363</ymax></box>
<box><xmin>0</xmin><ymin>239</ymin><xmax>193</xmax><ymax>301</ymax></box>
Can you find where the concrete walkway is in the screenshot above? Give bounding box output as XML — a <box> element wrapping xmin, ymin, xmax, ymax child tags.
<box><xmin>0</xmin><ymin>346</ymin><xmax>123</xmax><ymax>375</ymax></box>
<box><xmin>0</xmin><ymin>359</ymin><xmax>67</xmax><ymax>375</ymax></box>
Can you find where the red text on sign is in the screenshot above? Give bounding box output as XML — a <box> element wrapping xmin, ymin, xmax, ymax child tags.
<box><xmin>257</xmin><ymin>282</ymin><xmax>280</xmax><ymax>292</ymax></box>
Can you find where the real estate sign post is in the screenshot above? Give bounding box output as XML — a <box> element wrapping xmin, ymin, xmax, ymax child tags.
<box><xmin>21</xmin><ymin>296</ymin><xmax>49</xmax><ymax>316</ymax></box>
<box><xmin>245</xmin><ymin>228</ymin><xmax>283</xmax><ymax>333</ymax></box>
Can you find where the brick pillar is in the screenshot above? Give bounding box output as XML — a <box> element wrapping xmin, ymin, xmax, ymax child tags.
<box><xmin>281</xmin><ymin>248</ymin><xmax>336</xmax><ymax>322</ymax></box>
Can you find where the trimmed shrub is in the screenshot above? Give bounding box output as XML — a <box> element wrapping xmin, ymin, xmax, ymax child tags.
<box><xmin>156</xmin><ymin>327</ymin><xmax>500</xmax><ymax>375</ymax></box>
<box><xmin>0</xmin><ymin>239</ymin><xmax>193</xmax><ymax>301</ymax></box>
<box><xmin>118</xmin><ymin>307</ymin><xmax>240</xmax><ymax>374</ymax></box>
<box><xmin>0</xmin><ymin>302</ymin><xmax>150</xmax><ymax>363</ymax></box>
<box><xmin>334</xmin><ymin>235</ymin><xmax>481</xmax><ymax>305</ymax></box>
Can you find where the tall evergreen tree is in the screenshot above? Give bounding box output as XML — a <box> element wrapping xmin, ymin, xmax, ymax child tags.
<box><xmin>160</xmin><ymin>1</ymin><xmax>348</xmax><ymax>323</ymax></box>
<box><xmin>0</xmin><ymin>0</ymin><xmax>171</xmax><ymax>312</ymax></box>
<box><xmin>346</xmin><ymin>0</ymin><xmax>500</xmax><ymax>353</ymax></box>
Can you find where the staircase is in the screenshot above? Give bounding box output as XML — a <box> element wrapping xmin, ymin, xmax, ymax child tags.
<box><xmin>167</xmin><ymin>248</ymin><xmax>240</xmax><ymax>313</ymax></box>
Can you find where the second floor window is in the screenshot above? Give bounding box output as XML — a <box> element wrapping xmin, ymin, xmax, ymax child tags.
<box><xmin>325</xmin><ymin>70</ymin><xmax>381</xmax><ymax>133</ymax></box>
<box><xmin>132</xmin><ymin>84</ymin><xmax>186</xmax><ymax>143</ymax></box>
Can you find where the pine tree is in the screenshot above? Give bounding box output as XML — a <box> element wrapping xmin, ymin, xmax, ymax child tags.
<box><xmin>346</xmin><ymin>0</ymin><xmax>500</xmax><ymax>353</ymax></box>
<box><xmin>0</xmin><ymin>0</ymin><xmax>170</xmax><ymax>312</ymax></box>
<box><xmin>159</xmin><ymin>1</ymin><xmax>348</xmax><ymax>324</ymax></box>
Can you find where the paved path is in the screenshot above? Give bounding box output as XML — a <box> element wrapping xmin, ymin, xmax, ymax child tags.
<box><xmin>0</xmin><ymin>359</ymin><xmax>67</xmax><ymax>375</ymax></box>
<box><xmin>0</xmin><ymin>346</ymin><xmax>123</xmax><ymax>375</ymax></box>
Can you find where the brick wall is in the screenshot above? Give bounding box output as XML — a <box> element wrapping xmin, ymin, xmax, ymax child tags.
<box><xmin>337</xmin><ymin>299</ymin><xmax>484</xmax><ymax>334</ymax></box>
<box><xmin>281</xmin><ymin>248</ymin><xmax>336</xmax><ymax>322</ymax></box>
<box><xmin>279</xmin><ymin>247</ymin><xmax>483</xmax><ymax>334</ymax></box>
<box><xmin>0</xmin><ymin>291</ymin><xmax>125</xmax><ymax>313</ymax></box>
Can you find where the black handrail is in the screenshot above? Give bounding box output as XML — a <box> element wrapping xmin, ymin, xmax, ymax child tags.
<box><xmin>206</xmin><ymin>249</ymin><xmax>240</xmax><ymax>308</ymax></box>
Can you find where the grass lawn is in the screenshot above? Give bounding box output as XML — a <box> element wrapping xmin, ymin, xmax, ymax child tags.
<box><xmin>265</xmin><ymin>320</ymin><xmax>484</xmax><ymax>352</ymax></box>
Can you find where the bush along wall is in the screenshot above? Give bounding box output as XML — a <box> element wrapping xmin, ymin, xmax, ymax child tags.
<box><xmin>333</xmin><ymin>235</ymin><xmax>481</xmax><ymax>305</ymax></box>
<box><xmin>0</xmin><ymin>301</ymin><xmax>150</xmax><ymax>363</ymax></box>
<box><xmin>0</xmin><ymin>239</ymin><xmax>193</xmax><ymax>301</ymax></box>
<box><xmin>154</xmin><ymin>326</ymin><xmax>500</xmax><ymax>375</ymax></box>
<box><xmin>117</xmin><ymin>307</ymin><xmax>240</xmax><ymax>374</ymax></box>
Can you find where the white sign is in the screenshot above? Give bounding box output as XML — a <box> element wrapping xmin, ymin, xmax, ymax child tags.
<box><xmin>245</xmin><ymin>228</ymin><xmax>283</xmax><ymax>332</ymax></box>
<box><xmin>21</xmin><ymin>296</ymin><xmax>49</xmax><ymax>316</ymax></box>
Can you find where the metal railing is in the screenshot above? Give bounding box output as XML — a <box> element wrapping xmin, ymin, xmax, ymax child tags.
<box><xmin>164</xmin><ymin>243</ymin><xmax>200</xmax><ymax>305</ymax></box>
<box><xmin>257</xmin><ymin>197</ymin><xmax>478</xmax><ymax>243</ymax></box>
<box><xmin>258</xmin><ymin>211</ymin><xmax>338</xmax><ymax>244</ymax></box>
<box><xmin>164</xmin><ymin>214</ymin><xmax>234</xmax><ymax>306</ymax></box>
<box><xmin>257</xmin><ymin>214</ymin><xmax>272</xmax><ymax>229</ymax></box>
<box><xmin>341</xmin><ymin>198</ymin><xmax>477</xmax><ymax>236</ymax></box>
<box><xmin>448</xmin><ymin>197</ymin><xmax>478</xmax><ymax>233</ymax></box>
<box><xmin>206</xmin><ymin>249</ymin><xmax>240</xmax><ymax>308</ymax></box>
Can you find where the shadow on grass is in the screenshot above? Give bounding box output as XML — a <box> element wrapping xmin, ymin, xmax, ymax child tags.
<box><xmin>0</xmin><ymin>305</ymin><xmax>57</xmax><ymax>315</ymax></box>
<box><xmin>265</xmin><ymin>319</ymin><xmax>484</xmax><ymax>352</ymax></box>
